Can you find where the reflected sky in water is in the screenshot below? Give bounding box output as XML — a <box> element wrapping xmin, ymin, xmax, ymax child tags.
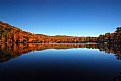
<box><xmin>0</xmin><ymin>45</ymin><xmax>121</xmax><ymax>81</ymax></box>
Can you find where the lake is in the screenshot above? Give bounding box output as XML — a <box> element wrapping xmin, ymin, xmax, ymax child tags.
<box><xmin>0</xmin><ymin>43</ymin><xmax>121</xmax><ymax>81</ymax></box>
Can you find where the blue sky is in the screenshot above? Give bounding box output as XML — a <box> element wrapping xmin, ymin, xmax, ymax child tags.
<box><xmin>0</xmin><ymin>0</ymin><xmax>121</xmax><ymax>36</ymax></box>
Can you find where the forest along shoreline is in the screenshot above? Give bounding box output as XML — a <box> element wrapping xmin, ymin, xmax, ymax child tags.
<box><xmin>0</xmin><ymin>21</ymin><xmax>121</xmax><ymax>44</ymax></box>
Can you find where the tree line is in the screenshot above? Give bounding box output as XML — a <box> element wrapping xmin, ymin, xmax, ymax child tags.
<box><xmin>0</xmin><ymin>20</ymin><xmax>121</xmax><ymax>44</ymax></box>
<box><xmin>97</xmin><ymin>27</ymin><xmax>121</xmax><ymax>44</ymax></box>
<box><xmin>0</xmin><ymin>21</ymin><xmax>97</xmax><ymax>43</ymax></box>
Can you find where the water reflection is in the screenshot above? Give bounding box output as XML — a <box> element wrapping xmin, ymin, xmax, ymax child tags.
<box><xmin>0</xmin><ymin>43</ymin><xmax>121</xmax><ymax>63</ymax></box>
<box><xmin>0</xmin><ymin>43</ymin><xmax>121</xmax><ymax>81</ymax></box>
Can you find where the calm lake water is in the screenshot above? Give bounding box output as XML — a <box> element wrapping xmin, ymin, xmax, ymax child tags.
<box><xmin>0</xmin><ymin>43</ymin><xmax>121</xmax><ymax>81</ymax></box>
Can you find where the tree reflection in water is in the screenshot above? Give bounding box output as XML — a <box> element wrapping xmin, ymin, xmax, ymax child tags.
<box><xmin>0</xmin><ymin>43</ymin><xmax>121</xmax><ymax>81</ymax></box>
<box><xmin>0</xmin><ymin>43</ymin><xmax>121</xmax><ymax>63</ymax></box>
